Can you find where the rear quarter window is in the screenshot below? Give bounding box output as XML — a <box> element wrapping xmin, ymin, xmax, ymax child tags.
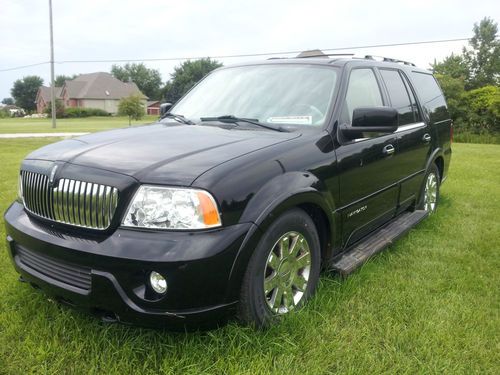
<box><xmin>410</xmin><ymin>72</ymin><xmax>450</xmax><ymax>123</ymax></box>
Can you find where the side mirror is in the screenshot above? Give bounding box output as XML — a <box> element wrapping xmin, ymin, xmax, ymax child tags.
<box><xmin>159</xmin><ymin>102</ymin><xmax>172</xmax><ymax>117</ymax></box>
<box><xmin>340</xmin><ymin>107</ymin><xmax>398</xmax><ymax>139</ymax></box>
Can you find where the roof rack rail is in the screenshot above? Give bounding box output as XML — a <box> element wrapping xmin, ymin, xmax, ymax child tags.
<box><xmin>267</xmin><ymin>51</ymin><xmax>355</xmax><ymax>60</ymax></box>
<box><xmin>297</xmin><ymin>53</ymin><xmax>355</xmax><ymax>59</ymax></box>
<box><xmin>364</xmin><ymin>55</ymin><xmax>416</xmax><ymax>66</ymax></box>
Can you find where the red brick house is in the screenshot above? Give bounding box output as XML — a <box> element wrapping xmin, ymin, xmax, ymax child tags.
<box><xmin>147</xmin><ymin>101</ymin><xmax>161</xmax><ymax>115</ymax></box>
<box><xmin>36</xmin><ymin>72</ymin><xmax>147</xmax><ymax>114</ymax></box>
<box><xmin>35</xmin><ymin>86</ymin><xmax>63</xmax><ymax>113</ymax></box>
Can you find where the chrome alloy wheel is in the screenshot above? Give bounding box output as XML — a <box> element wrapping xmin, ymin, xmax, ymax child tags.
<box><xmin>424</xmin><ymin>172</ymin><xmax>438</xmax><ymax>212</ymax></box>
<box><xmin>263</xmin><ymin>231</ymin><xmax>311</xmax><ymax>314</ymax></box>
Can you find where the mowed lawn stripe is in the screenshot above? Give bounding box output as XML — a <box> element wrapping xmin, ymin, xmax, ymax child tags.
<box><xmin>0</xmin><ymin>140</ymin><xmax>498</xmax><ymax>374</ymax></box>
<box><xmin>0</xmin><ymin>115</ymin><xmax>159</xmax><ymax>134</ymax></box>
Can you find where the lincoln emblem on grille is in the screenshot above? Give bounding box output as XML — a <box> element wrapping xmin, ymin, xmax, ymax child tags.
<box><xmin>49</xmin><ymin>165</ymin><xmax>58</xmax><ymax>185</ymax></box>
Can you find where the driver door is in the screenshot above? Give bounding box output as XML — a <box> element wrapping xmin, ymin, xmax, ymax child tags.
<box><xmin>336</xmin><ymin>67</ymin><xmax>400</xmax><ymax>246</ymax></box>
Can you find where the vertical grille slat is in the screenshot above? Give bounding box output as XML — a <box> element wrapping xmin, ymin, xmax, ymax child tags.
<box><xmin>79</xmin><ymin>181</ymin><xmax>86</xmax><ymax>226</ymax></box>
<box><xmin>40</xmin><ymin>175</ymin><xmax>46</xmax><ymax>218</ymax></box>
<box><xmin>30</xmin><ymin>172</ymin><xmax>36</xmax><ymax>211</ymax></box>
<box><xmin>68</xmin><ymin>180</ymin><xmax>75</xmax><ymax>224</ymax></box>
<box><xmin>34</xmin><ymin>173</ymin><xmax>40</xmax><ymax>215</ymax></box>
<box><xmin>63</xmin><ymin>179</ymin><xmax>70</xmax><ymax>224</ymax></box>
<box><xmin>74</xmin><ymin>180</ymin><xmax>81</xmax><ymax>226</ymax></box>
<box><xmin>97</xmin><ymin>185</ymin><xmax>105</xmax><ymax>229</ymax></box>
<box><xmin>42</xmin><ymin>175</ymin><xmax>49</xmax><ymax>218</ymax></box>
<box><xmin>20</xmin><ymin>171</ymin><xmax>118</xmax><ymax>230</ymax></box>
<box><xmin>39</xmin><ymin>174</ymin><xmax>45</xmax><ymax>218</ymax></box>
<box><xmin>85</xmin><ymin>183</ymin><xmax>92</xmax><ymax>227</ymax></box>
<box><xmin>104</xmin><ymin>186</ymin><xmax>111</xmax><ymax>229</ymax></box>
<box><xmin>28</xmin><ymin>172</ymin><xmax>34</xmax><ymax>212</ymax></box>
<box><xmin>90</xmin><ymin>184</ymin><xmax>96</xmax><ymax>228</ymax></box>
<box><xmin>48</xmin><ymin>178</ymin><xmax>55</xmax><ymax>220</ymax></box>
<box><xmin>22</xmin><ymin>171</ymin><xmax>28</xmax><ymax>206</ymax></box>
<box><xmin>38</xmin><ymin>174</ymin><xmax>44</xmax><ymax>217</ymax></box>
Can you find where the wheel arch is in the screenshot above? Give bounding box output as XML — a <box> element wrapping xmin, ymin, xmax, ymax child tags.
<box><xmin>434</xmin><ymin>155</ymin><xmax>444</xmax><ymax>182</ymax></box>
<box><xmin>425</xmin><ymin>147</ymin><xmax>445</xmax><ymax>180</ymax></box>
<box><xmin>417</xmin><ymin>148</ymin><xmax>444</xmax><ymax>207</ymax></box>
<box><xmin>224</xmin><ymin>172</ymin><xmax>336</xmax><ymax>302</ymax></box>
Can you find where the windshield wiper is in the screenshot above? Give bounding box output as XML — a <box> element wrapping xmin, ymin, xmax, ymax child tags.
<box><xmin>200</xmin><ymin>115</ymin><xmax>285</xmax><ymax>132</ymax></box>
<box><xmin>160</xmin><ymin>112</ymin><xmax>195</xmax><ymax>125</ymax></box>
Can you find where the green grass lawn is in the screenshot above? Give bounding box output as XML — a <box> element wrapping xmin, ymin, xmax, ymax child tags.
<box><xmin>0</xmin><ymin>115</ymin><xmax>159</xmax><ymax>134</ymax></box>
<box><xmin>0</xmin><ymin>140</ymin><xmax>498</xmax><ymax>374</ymax></box>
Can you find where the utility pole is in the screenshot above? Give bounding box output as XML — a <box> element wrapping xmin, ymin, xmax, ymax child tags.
<box><xmin>49</xmin><ymin>0</ymin><xmax>56</xmax><ymax>128</ymax></box>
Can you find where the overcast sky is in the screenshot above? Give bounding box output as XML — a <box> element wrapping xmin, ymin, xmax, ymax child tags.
<box><xmin>0</xmin><ymin>0</ymin><xmax>498</xmax><ymax>100</ymax></box>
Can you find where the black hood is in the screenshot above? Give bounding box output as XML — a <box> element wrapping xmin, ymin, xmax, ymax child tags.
<box><xmin>25</xmin><ymin>123</ymin><xmax>300</xmax><ymax>185</ymax></box>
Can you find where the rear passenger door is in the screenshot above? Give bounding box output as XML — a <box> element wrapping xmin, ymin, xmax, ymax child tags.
<box><xmin>378</xmin><ymin>68</ymin><xmax>431</xmax><ymax>211</ymax></box>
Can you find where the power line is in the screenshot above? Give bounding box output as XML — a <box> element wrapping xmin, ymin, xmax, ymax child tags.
<box><xmin>0</xmin><ymin>61</ymin><xmax>50</xmax><ymax>72</ymax></box>
<box><xmin>56</xmin><ymin>38</ymin><xmax>471</xmax><ymax>64</ymax></box>
<box><xmin>0</xmin><ymin>37</ymin><xmax>470</xmax><ymax>72</ymax></box>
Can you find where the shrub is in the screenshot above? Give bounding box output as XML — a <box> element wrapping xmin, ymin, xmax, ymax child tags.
<box><xmin>63</xmin><ymin>107</ymin><xmax>111</xmax><ymax>118</ymax></box>
<box><xmin>44</xmin><ymin>99</ymin><xmax>65</xmax><ymax>118</ymax></box>
<box><xmin>463</xmin><ymin>86</ymin><xmax>500</xmax><ymax>134</ymax></box>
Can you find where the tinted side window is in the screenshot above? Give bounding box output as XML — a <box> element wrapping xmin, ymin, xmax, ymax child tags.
<box><xmin>401</xmin><ymin>73</ymin><xmax>422</xmax><ymax>122</ymax></box>
<box><xmin>380</xmin><ymin>69</ymin><xmax>414</xmax><ymax>125</ymax></box>
<box><xmin>410</xmin><ymin>72</ymin><xmax>449</xmax><ymax>123</ymax></box>
<box><xmin>344</xmin><ymin>69</ymin><xmax>383</xmax><ymax>123</ymax></box>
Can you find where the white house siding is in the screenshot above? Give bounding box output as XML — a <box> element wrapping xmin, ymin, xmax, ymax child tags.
<box><xmin>81</xmin><ymin>99</ymin><xmax>119</xmax><ymax>114</ymax></box>
<box><xmin>81</xmin><ymin>99</ymin><xmax>147</xmax><ymax>114</ymax></box>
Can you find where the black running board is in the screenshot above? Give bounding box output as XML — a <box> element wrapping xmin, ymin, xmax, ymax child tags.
<box><xmin>329</xmin><ymin>210</ymin><xmax>428</xmax><ymax>276</ymax></box>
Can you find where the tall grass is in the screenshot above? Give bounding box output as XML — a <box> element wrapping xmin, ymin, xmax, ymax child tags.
<box><xmin>454</xmin><ymin>131</ymin><xmax>500</xmax><ymax>144</ymax></box>
<box><xmin>0</xmin><ymin>140</ymin><xmax>498</xmax><ymax>374</ymax></box>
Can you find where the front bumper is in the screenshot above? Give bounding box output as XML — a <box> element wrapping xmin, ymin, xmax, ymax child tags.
<box><xmin>4</xmin><ymin>202</ymin><xmax>256</xmax><ymax>327</ymax></box>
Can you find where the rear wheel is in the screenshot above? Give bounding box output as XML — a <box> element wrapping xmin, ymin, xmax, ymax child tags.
<box><xmin>419</xmin><ymin>163</ymin><xmax>440</xmax><ymax>213</ymax></box>
<box><xmin>238</xmin><ymin>208</ymin><xmax>321</xmax><ymax>328</ymax></box>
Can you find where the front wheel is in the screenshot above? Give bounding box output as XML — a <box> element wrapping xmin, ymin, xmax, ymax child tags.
<box><xmin>238</xmin><ymin>208</ymin><xmax>321</xmax><ymax>328</ymax></box>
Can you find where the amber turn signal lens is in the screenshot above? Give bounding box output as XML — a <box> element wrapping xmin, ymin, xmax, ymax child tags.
<box><xmin>197</xmin><ymin>191</ymin><xmax>221</xmax><ymax>226</ymax></box>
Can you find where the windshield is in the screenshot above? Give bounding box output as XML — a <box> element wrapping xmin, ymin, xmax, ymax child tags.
<box><xmin>170</xmin><ymin>64</ymin><xmax>339</xmax><ymax>127</ymax></box>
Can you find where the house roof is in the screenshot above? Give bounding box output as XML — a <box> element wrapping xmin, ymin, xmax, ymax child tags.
<box><xmin>147</xmin><ymin>100</ymin><xmax>160</xmax><ymax>107</ymax></box>
<box><xmin>37</xmin><ymin>86</ymin><xmax>63</xmax><ymax>102</ymax></box>
<box><xmin>63</xmin><ymin>72</ymin><xmax>147</xmax><ymax>100</ymax></box>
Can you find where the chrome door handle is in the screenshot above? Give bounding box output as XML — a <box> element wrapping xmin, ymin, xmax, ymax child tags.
<box><xmin>422</xmin><ymin>133</ymin><xmax>431</xmax><ymax>143</ymax></box>
<box><xmin>383</xmin><ymin>144</ymin><xmax>395</xmax><ymax>155</ymax></box>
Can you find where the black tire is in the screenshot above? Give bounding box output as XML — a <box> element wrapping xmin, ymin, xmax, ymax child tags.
<box><xmin>238</xmin><ymin>208</ymin><xmax>321</xmax><ymax>328</ymax></box>
<box><xmin>418</xmin><ymin>163</ymin><xmax>440</xmax><ymax>213</ymax></box>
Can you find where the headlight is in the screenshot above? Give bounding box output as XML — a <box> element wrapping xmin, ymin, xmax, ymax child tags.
<box><xmin>17</xmin><ymin>173</ymin><xmax>23</xmax><ymax>203</ymax></box>
<box><xmin>122</xmin><ymin>186</ymin><xmax>221</xmax><ymax>230</ymax></box>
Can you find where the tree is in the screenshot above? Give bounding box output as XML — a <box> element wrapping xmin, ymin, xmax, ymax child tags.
<box><xmin>118</xmin><ymin>95</ymin><xmax>144</xmax><ymax>125</ymax></box>
<box><xmin>162</xmin><ymin>58</ymin><xmax>223</xmax><ymax>103</ymax></box>
<box><xmin>10</xmin><ymin>75</ymin><xmax>43</xmax><ymax>112</ymax></box>
<box><xmin>55</xmin><ymin>74</ymin><xmax>78</xmax><ymax>86</ymax></box>
<box><xmin>111</xmin><ymin>63</ymin><xmax>162</xmax><ymax>100</ymax></box>
<box><xmin>463</xmin><ymin>17</ymin><xmax>500</xmax><ymax>89</ymax></box>
<box><xmin>2</xmin><ymin>97</ymin><xmax>14</xmax><ymax>105</ymax></box>
<box><xmin>434</xmin><ymin>74</ymin><xmax>466</xmax><ymax>125</ymax></box>
<box><xmin>432</xmin><ymin>54</ymin><xmax>468</xmax><ymax>80</ymax></box>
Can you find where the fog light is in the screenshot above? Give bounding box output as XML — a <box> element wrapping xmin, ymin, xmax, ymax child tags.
<box><xmin>149</xmin><ymin>271</ymin><xmax>167</xmax><ymax>294</ymax></box>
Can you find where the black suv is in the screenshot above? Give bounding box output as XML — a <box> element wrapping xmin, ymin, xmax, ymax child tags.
<box><xmin>4</xmin><ymin>56</ymin><xmax>452</xmax><ymax>328</ymax></box>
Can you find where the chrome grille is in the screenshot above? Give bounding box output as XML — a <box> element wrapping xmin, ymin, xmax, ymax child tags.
<box><xmin>21</xmin><ymin>170</ymin><xmax>118</xmax><ymax>230</ymax></box>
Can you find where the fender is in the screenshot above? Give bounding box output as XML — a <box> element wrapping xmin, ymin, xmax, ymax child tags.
<box><xmin>416</xmin><ymin>147</ymin><xmax>445</xmax><ymax>205</ymax></box>
<box><xmin>238</xmin><ymin>171</ymin><xmax>335</xmax><ymax>227</ymax></box>
<box><xmin>224</xmin><ymin>172</ymin><xmax>336</xmax><ymax>302</ymax></box>
<box><xmin>425</xmin><ymin>147</ymin><xmax>444</xmax><ymax>175</ymax></box>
